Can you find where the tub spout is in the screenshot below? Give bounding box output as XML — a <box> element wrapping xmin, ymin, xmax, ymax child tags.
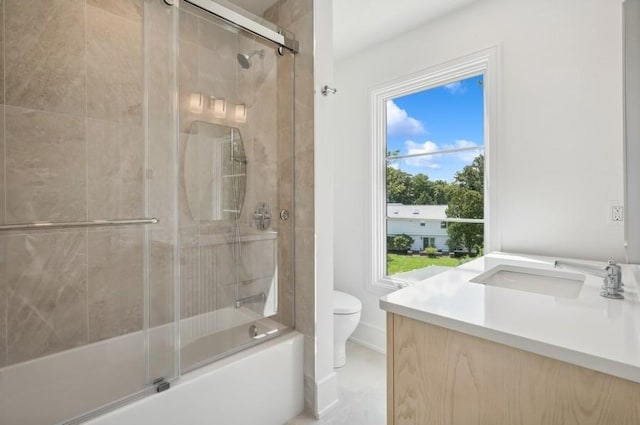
<box><xmin>234</xmin><ymin>292</ymin><xmax>266</xmax><ymax>309</ymax></box>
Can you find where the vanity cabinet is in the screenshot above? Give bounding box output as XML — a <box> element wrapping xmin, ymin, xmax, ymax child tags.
<box><xmin>386</xmin><ymin>313</ymin><xmax>640</xmax><ymax>425</ymax></box>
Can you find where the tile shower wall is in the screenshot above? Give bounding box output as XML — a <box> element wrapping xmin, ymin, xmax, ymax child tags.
<box><xmin>0</xmin><ymin>0</ymin><xmax>178</xmax><ymax>367</ymax></box>
<box><xmin>0</xmin><ymin>0</ymin><xmax>306</xmax><ymax>372</ymax></box>
<box><xmin>264</xmin><ymin>0</ymin><xmax>315</xmax><ymax>413</ymax></box>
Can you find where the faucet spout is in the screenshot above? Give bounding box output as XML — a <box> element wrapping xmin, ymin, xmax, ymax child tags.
<box><xmin>554</xmin><ymin>259</ymin><xmax>623</xmax><ymax>299</ymax></box>
<box><xmin>234</xmin><ymin>292</ymin><xmax>266</xmax><ymax>309</ymax></box>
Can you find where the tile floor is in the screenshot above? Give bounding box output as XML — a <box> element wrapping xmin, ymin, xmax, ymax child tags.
<box><xmin>286</xmin><ymin>341</ymin><xmax>386</xmax><ymax>425</ymax></box>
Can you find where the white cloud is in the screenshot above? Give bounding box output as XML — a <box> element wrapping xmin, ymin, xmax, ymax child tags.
<box><xmin>403</xmin><ymin>140</ymin><xmax>441</xmax><ymax>169</ymax></box>
<box><xmin>442</xmin><ymin>139</ymin><xmax>482</xmax><ymax>162</ymax></box>
<box><xmin>443</xmin><ymin>81</ymin><xmax>466</xmax><ymax>95</ymax></box>
<box><xmin>401</xmin><ymin>139</ymin><xmax>482</xmax><ymax>170</ymax></box>
<box><xmin>387</xmin><ymin>100</ymin><xmax>425</xmax><ymax>136</ymax></box>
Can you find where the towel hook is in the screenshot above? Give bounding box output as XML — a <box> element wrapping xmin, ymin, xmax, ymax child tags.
<box><xmin>321</xmin><ymin>85</ymin><xmax>337</xmax><ymax>96</ymax></box>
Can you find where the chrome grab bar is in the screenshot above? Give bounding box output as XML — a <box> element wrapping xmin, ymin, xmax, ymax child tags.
<box><xmin>0</xmin><ymin>218</ymin><xmax>159</xmax><ymax>231</ymax></box>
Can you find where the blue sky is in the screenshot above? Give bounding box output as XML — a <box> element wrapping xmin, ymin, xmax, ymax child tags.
<box><xmin>386</xmin><ymin>74</ymin><xmax>484</xmax><ymax>182</ymax></box>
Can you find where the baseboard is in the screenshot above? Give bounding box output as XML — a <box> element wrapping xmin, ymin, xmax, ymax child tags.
<box><xmin>316</xmin><ymin>371</ymin><xmax>339</xmax><ymax>418</ymax></box>
<box><xmin>317</xmin><ymin>398</ymin><xmax>340</xmax><ymax>419</ymax></box>
<box><xmin>349</xmin><ymin>321</ymin><xmax>386</xmax><ymax>354</ymax></box>
<box><xmin>303</xmin><ymin>370</ymin><xmax>339</xmax><ymax>419</ymax></box>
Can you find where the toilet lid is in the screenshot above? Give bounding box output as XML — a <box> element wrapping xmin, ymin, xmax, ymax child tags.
<box><xmin>333</xmin><ymin>291</ymin><xmax>362</xmax><ymax>314</ymax></box>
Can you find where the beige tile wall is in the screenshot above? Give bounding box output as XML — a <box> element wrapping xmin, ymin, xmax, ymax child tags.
<box><xmin>0</xmin><ymin>0</ymin><xmax>177</xmax><ymax>368</ymax></box>
<box><xmin>5</xmin><ymin>107</ymin><xmax>87</xmax><ymax>223</ymax></box>
<box><xmin>0</xmin><ymin>234</ymin><xmax>5</xmax><ymax>367</ymax></box>
<box><xmin>0</xmin><ymin>106</ymin><xmax>4</xmax><ymax>227</ymax></box>
<box><xmin>87</xmin><ymin>228</ymin><xmax>144</xmax><ymax>342</ymax></box>
<box><xmin>5</xmin><ymin>0</ymin><xmax>86</xmax><ymax>115</ymax></box>
<box><xmin>266</xmin><ymin>0</ymin><xmax>315</xmax><ymax>412</ymax></box>
<box><xmin>0</xmin><ymin>0</ymin><xmax>4</xmax><ymax>107</ymax></box>
<box><xmin>87</xmin><ymin>5</ymin><xmax>143</xmax><ymax>125</ymax></box>
<box><xmin>5</xmin><ymin>231</ymin><xmax>88</xmax><ymax>364</ymax></box>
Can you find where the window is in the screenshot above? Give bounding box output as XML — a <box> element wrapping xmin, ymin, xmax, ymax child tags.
<box><xmin>369</xmin><ymin>48</ymin><xmax>498</xmax><ymax>291</ymax></box>
<box><xmin>423</xmin><ymin>237</ymin><xmax>436</xmax><ymax>249</ymax></box>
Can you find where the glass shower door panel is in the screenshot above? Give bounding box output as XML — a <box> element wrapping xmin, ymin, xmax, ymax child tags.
<box><xmin>178</xmin><ymin>1</ymin><xmax>294</xmax><ymax>371</ymax></box>
<box><xmin>0</xmin><ymin>229</ymin><xmax>150</xmax><ymax>425</ymax></box>
<box><xmin>146</xmin><ymin>0</ymin><xmax>180</xmax><ymax>392</ymax></box>
<box><xmin>0</xmin><ymin>0</ymin><xmax>178</xmax><ymax>423</ymax></box>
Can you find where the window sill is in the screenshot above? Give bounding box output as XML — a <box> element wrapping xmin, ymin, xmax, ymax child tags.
<box><xmin>372</xmin><ymin>265</ymin><xmax>456</xmax><ymax>294</ymax></box>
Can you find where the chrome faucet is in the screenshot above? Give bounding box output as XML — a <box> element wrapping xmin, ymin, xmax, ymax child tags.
<box><xmin>554</xmin><ymin>259</ymin><xmax>624</xmax><ymax>299</ymax></box>
<box><xmin>234</xmin><ymin>292</ymin><xmax>266</xmax><ymax>309</ymax></box>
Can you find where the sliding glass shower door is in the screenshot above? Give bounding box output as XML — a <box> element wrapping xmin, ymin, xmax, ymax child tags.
<box><xmin>0</xmin><ymin>0</ymin><xmax>296</xmax><ymax>422</ymax></box>
<box><xmin>0</xmin><ymin>1</ymin><xmax>179</xmax><ymax>423</ymax></box>
<box><xmin>177</xmin><ymin>0</ymin><xmax>295</xmax><ymax>371</ymax></box>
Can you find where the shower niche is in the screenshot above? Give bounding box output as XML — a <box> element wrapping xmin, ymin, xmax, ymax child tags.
<box><xmin>184</xmin><ymin>121</ymin><xmax>247</xmax><ymax>222</ymax></box>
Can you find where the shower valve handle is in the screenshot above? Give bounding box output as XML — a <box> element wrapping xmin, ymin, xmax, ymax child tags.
<box><xmin>253</xmin><ymin>202</ymin><xmax>272</xmax><ymax>231</ymax></box>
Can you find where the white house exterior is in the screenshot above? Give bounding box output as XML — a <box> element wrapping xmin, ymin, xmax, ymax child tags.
<box><xmin>387</xmin><ymin>204</ymin><xmax>449</xmax><ymax>252</ymax></box>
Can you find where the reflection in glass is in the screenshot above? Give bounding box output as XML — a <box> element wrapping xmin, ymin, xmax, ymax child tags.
<box><xmin>184</xmin><ymin>121</ymin><xmax>247</xmax><ymax>222</ymax></box>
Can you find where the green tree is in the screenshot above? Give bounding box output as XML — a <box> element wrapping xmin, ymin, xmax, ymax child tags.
<box><xmin>387</xmin><ymin>234</ymin><xmax>414</xmax><ymax>251</ymax></box>
<box><xmin>386</xmin><ymin>166</ymin><xmax>414</xmax><ymax>204</ymax></box>
<box><xmin>411</xmin><ymin>173</ymin><xmax>434</xmax><ymax>205</ymax></box>
<box><xmin>432</xmin><ymin>180</ymin><xmax>453</xmax><ymax>204</ymax></box>
<box><xmin>446</xmin><ymin>155</ymin><xmax>484</xmax><ymax>252</ymax></box>
<box><xmin>453</xmin><ymin>155</ymin><xmax>484</xmax><ymax>192</ymax></box>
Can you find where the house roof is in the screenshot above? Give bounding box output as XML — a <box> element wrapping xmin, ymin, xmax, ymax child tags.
<box><xmin>387</xmin><ymin>204</ymin><xmax>447</xmax><ymax>220</ymax></box>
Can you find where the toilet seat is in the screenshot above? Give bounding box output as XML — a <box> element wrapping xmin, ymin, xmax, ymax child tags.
<box><xmin>333</xmin><ymin>290</ymin><xmax>362</xmax><ymax>315</ymax></box>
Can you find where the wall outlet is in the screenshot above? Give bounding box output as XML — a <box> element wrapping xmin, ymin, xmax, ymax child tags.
<box><xmin>610</xmin><ymin>204</ymin><xmax>624</xmax><ymax>222</ymax></box>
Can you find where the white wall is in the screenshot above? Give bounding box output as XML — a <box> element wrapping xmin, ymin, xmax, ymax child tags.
<box><xmin>313</xmin><ymin>0</ymin><xmax>339</xmax><ymax>417</ymax></box>
<box><xmin>332</xmin><ymin>0</ymin><xmax>625</xmax><ymax>352</ymax></box>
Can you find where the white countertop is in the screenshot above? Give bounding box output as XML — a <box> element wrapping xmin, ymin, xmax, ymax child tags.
<box><xmin>380</xmin><ymin>252</ymin><xmax>640</xmax><ymax>383</ymax></box>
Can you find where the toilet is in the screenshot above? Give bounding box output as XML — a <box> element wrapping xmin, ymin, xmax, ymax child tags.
<box><xmin>333</xmin><ymin>290</ymin><xmax>362</xmax><ymax>368</ymax></box>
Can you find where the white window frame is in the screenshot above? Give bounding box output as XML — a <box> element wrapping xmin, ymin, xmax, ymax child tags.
<box><xmin>367</xmin><ymin>47</ymin><xmax>501</xmax><ymax>293</ymax></box>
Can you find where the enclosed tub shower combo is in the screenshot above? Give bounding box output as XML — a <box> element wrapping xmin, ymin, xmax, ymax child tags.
<box><xmin>0</xmin><ymin>0</ymin><xmax>302</xmax><ymax>423</ymax></box>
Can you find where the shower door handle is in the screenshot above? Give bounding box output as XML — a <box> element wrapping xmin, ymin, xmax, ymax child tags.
<box><xmin>0</xmin><ymin>217</ymin><xmax>159</xmax><ymax>232</ymax></box>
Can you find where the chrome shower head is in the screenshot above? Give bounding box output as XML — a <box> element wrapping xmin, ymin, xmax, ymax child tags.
<box><xmin>237</xmin><ymin>49</ymin><xmax>264</xmax><ymax>69</ymax></box>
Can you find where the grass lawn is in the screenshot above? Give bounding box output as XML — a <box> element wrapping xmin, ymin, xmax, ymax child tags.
<box><xmin>386</xmin><ymin>253</ymin><xmax>466</xmax><ymax>275</ymax></box>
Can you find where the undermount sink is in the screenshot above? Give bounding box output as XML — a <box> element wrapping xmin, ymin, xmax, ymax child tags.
<box><xmin>470</xmin><ymin>264</ymin><xmax>585</xmax><ymax>298</ymax></box>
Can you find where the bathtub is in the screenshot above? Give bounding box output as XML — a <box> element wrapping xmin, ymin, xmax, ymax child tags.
<box><xmin>88</xmin><ymin>331</ymin><xmax>303</xmax><ymax>425</ymax></box>
<box><xmin>0</xmin><ymin>308</ymin><xmax>302</xmax><ymax>425</ymax></box>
